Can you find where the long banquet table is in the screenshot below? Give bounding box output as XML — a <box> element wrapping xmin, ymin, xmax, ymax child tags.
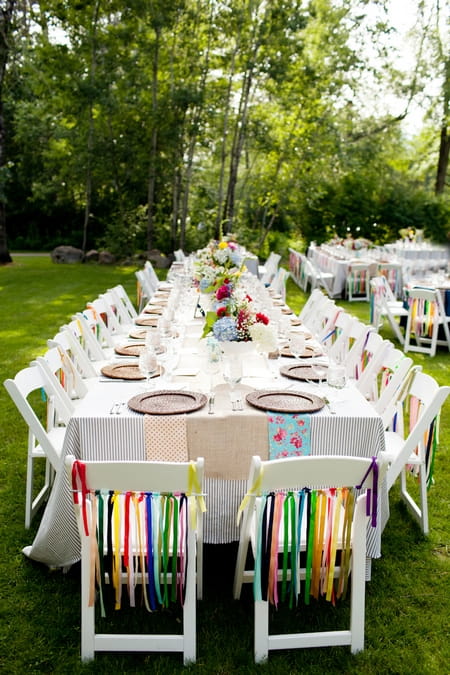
<box><xmin>23</xmin><ymin>294</ymin><xmax>387</xmax><ymax>569</ymax></box>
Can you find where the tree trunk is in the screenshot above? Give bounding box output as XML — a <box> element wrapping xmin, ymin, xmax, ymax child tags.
<box><xmin>435</xmin><ymin>124</ymin><xmax>449</xmax><ymax>195</ymax></box>
<box><xmin>435</xmin><ymin>59</ymin><xmax>449</xmax><ymax>195</ymax></box>
<box><xmin>81</xmin><ymin>0</ymin><xmax>101</xmax><ymax>254</ymax></box>
<box><xmin>147</xmin><ymin>27</ymin><xmax>161</xmax><ymax>252</ymax></box>
<box><xmin>0</xmin><ymin>0</ymin><xmax>15</xmax><ymax>264</ymax></box>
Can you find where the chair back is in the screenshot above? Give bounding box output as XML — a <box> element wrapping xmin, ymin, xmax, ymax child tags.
<box><xmin>346</xmin><ymin>262</ymin><xmax>371</xmax><ymax>302</ymax></box>
<box><xmin>4</xmin><ymin>365</ymin><xmax>69</xmax><ymax>469</ymax></box>
<box><xmin>260</xmin><ymin>252</ymin><xmax>281</xmax><ymax>285</ymax></box>
<box><xmin>385</xmin><ymin>370</ymin><xmax>450</xmax><ymax>491</ymax></box>
<box><xmin>234</xmin><ymin>454</ymin><xmax>386</xmax><ymax>661</ymax></box>
<box><xmin>108</xmin><ymin>284</ymin><xmax>138</xmax><ymax>321</ymax></box>
<box><xmin>50</xmin><ymin>327</ymin><xmax>98</xmax><ymax>379</ymax></box>
<box><xmin>404</xmin><ymin>287</ymin><xmax>450</xmax><ymax>357</ymax></box>
<box><xmin>65</xmin><ymin>455</ymin><xmax>205</xmax><ymax>664</ymax></box>
<box><xmin>34</xmin><ymin>346</ymin><xmax>86</xmax><ymax>414</ymax></box>
<box><xmin>144</xmin><ymin>260</ymin><xmax>160</xmax><ymax>290</ymax></box>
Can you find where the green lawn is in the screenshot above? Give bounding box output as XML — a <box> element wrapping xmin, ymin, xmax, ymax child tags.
<box><xmin>0</xmin><ymin>257</ymin><xmax>449</xmax><ymax>674</ymax></box>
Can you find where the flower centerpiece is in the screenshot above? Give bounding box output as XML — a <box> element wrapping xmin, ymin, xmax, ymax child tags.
<box><xmin>201</xmin><ymin>281</ymin><xmax>278</xmax><ymax>352</ymax></box>
<box><xmin>194</xmin><ymin>237</ymin><xmax>243</xmax><ymax>295</ymax></box>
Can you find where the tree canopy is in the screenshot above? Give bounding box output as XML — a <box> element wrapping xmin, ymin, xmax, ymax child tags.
<box><xmin>0</xmin><ymin>0</ymin><xmax>449</xmax><ymax>262</ymax></box>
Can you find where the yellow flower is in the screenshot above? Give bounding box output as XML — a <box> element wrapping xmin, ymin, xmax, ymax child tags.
<box><xmin>218</xmin><ymin>241</ymin><xmax>228</xmax><ymax>249</ymax></box>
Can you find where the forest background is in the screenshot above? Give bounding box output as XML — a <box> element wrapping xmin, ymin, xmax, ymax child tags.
<box><xmin>0</xmin><ymin>0</ymin><xmax>448</xmax><ymax>263</ymax></box>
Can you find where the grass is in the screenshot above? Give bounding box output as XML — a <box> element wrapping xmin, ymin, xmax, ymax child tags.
<box><xmin>0</xmin><ymin>257</ymin><xmax>449</xmax><ymax>674</ymax></box>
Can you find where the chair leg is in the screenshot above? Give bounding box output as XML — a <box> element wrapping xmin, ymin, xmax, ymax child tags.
<box><xmin>254</xmin><ymin>600</ymin><xmax>269</xmax><ymax>663</ymax></box>
<box><xmin>233</xmin><ymin>535</ymin><xmax>250</xmax><ymax>600</ymax></box>
<box><xmin>80</xmin><ymin>536</ymin><xmax>95</xmax><ymax>661</ymax></box>
<box><xmin>399</xmin><ymin>467</ymin><xmax>429</xmax><ymax>535</ymax></box>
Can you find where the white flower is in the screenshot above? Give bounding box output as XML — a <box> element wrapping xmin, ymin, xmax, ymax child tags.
<box><xmin>248</xmin><ymin>322</ymin><xmax>278</xmax><ymax>353</ymax></box>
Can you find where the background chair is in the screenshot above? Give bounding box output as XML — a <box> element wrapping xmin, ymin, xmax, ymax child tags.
<box><xmin>4</xmin><ymin>366</ymin><xmax>70</xmax><ymax>527</ymax></box>
<box><xmin>303</xmin><ymin>258</ymin><xmax>335</xmax><ymax>297</ymax></box>
<box><xmin>233</xmin><ymin>454</ymin><xmax>385</xmax><ymax>662</ymax></box>
<box><xmin>49</xmin><ymin>327</ymin><xmax>98</xmax><ymax>380</ymax></box>
<box><xmin>108</xmin><ymin>284</ymin><xmax>138</xmax><ymax>323</ymax></box>
<box><xmin>370</xmin><ymin>276</ymin><xmax>408</xmax><ymax>345</ymax></box>
<box><xmin>346</xmin><ymin>262</ymin><xmax>371</xmax><ymax>302</ymax></box>
<box><xmin>403</xmin><ymin>287</ymin><xmax>450</xmax><ymax>357</ymax></box>
<box><xmin>380</xmin><ymin>370</ymin><xmax>450</xmax><ymax>535</ymax></box>
<box><xmin>65</xmin><ymin>455</ymin><xmax>204</xmax><ymax>664</ymax></box>
<box><xmin>268</xmin><ymin>267</ymin><xmax>290</xmax><ymax>302</ymax></box>
<box><xmin>260</xmin><ymin>252</ymin><xmax>281</xmax><ymax>286</ymax></box>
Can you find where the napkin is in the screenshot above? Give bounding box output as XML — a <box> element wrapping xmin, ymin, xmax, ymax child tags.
<box><xmin>266</xmin><ymin>412</ymin><xmax>311</xmax><ymax>459</ymax></box>
<box><xmin>144</xmin><ymin>414</ymin><xmax>188</xmax><ymax>461</ymax></box>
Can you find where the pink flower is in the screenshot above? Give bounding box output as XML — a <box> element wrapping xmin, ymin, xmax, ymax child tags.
<box><xmin>255</xmin><ymin>312</ymin><xmax>269</xmax><ymax>325</ymax></box>
<box><xmin>216</xmin><ymin>284</ymin><xmax>231</xmax><ymax>300</ymax></box>
<box><xmin>273</xmin><ymin>428</ymin><xmax>287</xmax><ymax>443</ymax></box>
<box><xmin>290</xmin><ymin>433</ymin><xmax>303</xmax><ymax>449</ymax></box>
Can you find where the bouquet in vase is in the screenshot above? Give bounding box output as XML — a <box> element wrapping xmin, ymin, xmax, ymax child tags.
<box><xmin>202</xmin><ymin>281</ymin><xmax>277</xmax><ymax>351</ymax></box>
<box><xmin>194</xmin><ymin>237</ymin><xmax>243</xmax><ymax>294</ymax></box>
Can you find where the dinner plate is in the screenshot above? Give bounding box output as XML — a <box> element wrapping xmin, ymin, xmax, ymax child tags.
<box><xmin>280</xmin><ymin>344</ymin><xmax>323</xmax><ymax>358</ymax></box>
<box><xmin>128</xmin><ymin>390</ymin><xmax>207</xmax><ymax>415</ymax></box>
<box><xmin>135</xmin><ymin>316</ymin><xmax>159</xmax><ymax>327</ymax></box>
<box><xmin>100</xmin><ymin>362</ymin><xmax>162</xmax><ymax>381</ymax></box>
<box><xmin>144</xmin><ymin>305</ymin><xmax>164</xmax><ymax>315</ymax></box>
<box><xmin>290</xmin><ymin>317</ymin><xmax>302</xmax><ymax>326</ymax></box>
<box><xmin>246</xmin><ymin>389</ymin><xmax>325</xmax><ymax>413</ymax></box>
<box><xmin>280</xmin><ymin>363</ymin><xmax>328</xmax><ymax>381</ymax></box>
<box><xmin>129</xmin><ymin>328</ymin><xmax>152</xmax><ymax>340</ymax></box>
<box><xmin>114</xmin><ymin>343</ymin><xmax>146</xmax><ymax>357</ymax></box>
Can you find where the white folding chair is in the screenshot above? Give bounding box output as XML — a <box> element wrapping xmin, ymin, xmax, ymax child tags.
<box><xmin>371</xmin><ymin>349</ymin><xmax>414</xmax><ymax>430</ymax></box>
<box><xmin>135</xmin><ymin>270</ymin><xmax>155</xmax><ymax>311</ymax></box>
<box><xmin>108</xmin><ymin>284</ymin><xmax>138</xmax><ymax>322</ymax></box>
<box><xmin>324</xmin><ymin>312</ymin><xmax>356</xmax><ymax>361</ymax></box>
<box><xmin>33</xmin><ymin>346</ymin><xmax>88</xmax><ymax>414</ymax></box>
<box><xmin>376</xmin><ymin>262</ymin><xmax>402</xmax><ymax>298</ymax></box>
<box><xmin>74</xmin><ymin>310</ymin><xmax>115</xmax><ymax>361</ymax></box>
<box><xmin>403</xmin><ymin>287</ymin><xmax>450</xmax><ymax>357</ymax></box>
<box><xmin>346</xmin><ymin>262</ymin><xmax>371</xmax><ymax>302</ymax></box>
<box><xmin>268</xmin><ymin>267</ymin><xmax>290</xmax><ymax>302</ymax></box>
<box><xmin>303</xmin><ymin>258</ymin><xmax>335</xmax><ymax>297</ymax></box>
<box><xmin>233</xmin><ymin>454</ymin><xmax>385</xmax><ymax>662</ymax></box>
<box><xmin>381</xmin><ymin>370</ymin><xmax>450</xmax><ymax>535</ymax></box>
<box><xmin>260</xmin><ymin>252</ymin><xmax>281</xmax><ymax>285</ymax></box>
<box><xmin>369</xmin><ymin>276</ymin><xmax>408</xmax><ymax>345</ymax></box>
<box><xmin>354</xmin><ymin>336</ymin><xmax>392</xmax><ymax>401</ymax></box>
<box><xmin>298</xmin><ymin>288</ymin><xmax>327</xmax><ymax>325</ymax></box>
<box><xmin>144</xmin><ymin>260</ymin><xmax>161</xmax><ymax>291</ymax></box>
<box><xmin>4</xmin><ymin>365</ymin><xmax>70</xmax><ymax>527</ymax></box>
<box><xmin>65</xmin><ymin>455</ymin><xmax>205</xmax><ymax>664</ymax></box>
<box><xmin>49</xmin><ymin>327</ymin><xmax>98</xmax><ymax>380</ymax></box>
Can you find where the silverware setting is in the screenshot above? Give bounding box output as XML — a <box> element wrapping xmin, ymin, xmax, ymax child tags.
<box><xmin>109</xmin><ymin>402</ymin><xmax>125</xmax><ymax>415</ymax></box>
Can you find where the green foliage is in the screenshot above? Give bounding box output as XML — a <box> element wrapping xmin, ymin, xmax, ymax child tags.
<box><xmin>1</xmin><ymin>1</ymin><xmax>449</xmax><ymax>255</ymax></box>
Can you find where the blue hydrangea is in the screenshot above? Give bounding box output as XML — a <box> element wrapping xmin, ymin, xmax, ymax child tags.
<box><xmin>230</xmin><ymin>251</ymin><xmax>242</xmax><ymax>266</ymax></box>
<box><xmin>213</xmin><ymin>317</ymin><xmax>239</xmax><ymax>341</ymax></box>
<box><xmin>199</xmin><ymin>278</ymin><xmax>211</xmax><ymax>291</ymax></box>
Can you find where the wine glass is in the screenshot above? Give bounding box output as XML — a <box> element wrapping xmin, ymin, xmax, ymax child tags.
<box><xmin>138</xmin><ymin>349</ymin><xmax>159</xmax><ymax>390</ymax></box>
<box><xmin>313</xmin><ymin>364</ymin><xmax>327</xmax><ymax>389</ymax></box>
<box><xmin>289</xmin><ymin>333</ymin><xmax>306</xmax><ymax>360</ymax></box>
<box><xmin>222</xmin><ymin>358</ymin><xmax>243</xmax><ymax>394</ymax></box>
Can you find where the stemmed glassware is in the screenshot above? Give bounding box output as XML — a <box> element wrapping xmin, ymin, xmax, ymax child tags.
<box><xmin>138</xmin><ymin>349</ymin><xmax>159</xmax><ymax>390</ymax></box>
<box><xmin>222</xmin><ymin>358</ymin><xmax>243</xmax><ymax>395</ymax></box>
<box><xmin>289</xmin><ymin>333</ymin><xmax>306</xmax><ymax>360</ymax></box>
